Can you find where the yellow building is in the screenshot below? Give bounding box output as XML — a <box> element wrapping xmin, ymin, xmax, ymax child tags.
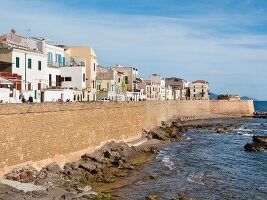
<box><xmin>65</xmin><ymin>46</ymin><xmax>97</xmax><ymax>101</ymax></box>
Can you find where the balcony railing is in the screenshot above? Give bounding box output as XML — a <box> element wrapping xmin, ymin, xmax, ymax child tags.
<box><xmin>47</xmin><ymin>57</ymin><xmax>85</xmax><ymax>67</ymax></box>
<box><xmin>47</xmin><ymin>61</ymin><xmax>65</xmax><ymax>68</ymax></box>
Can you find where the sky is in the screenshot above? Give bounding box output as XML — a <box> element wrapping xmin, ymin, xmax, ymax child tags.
<box><xmin>0</xmin><ymin>0</ymin><xmax>267</xmax><ymax>100</ymax></box>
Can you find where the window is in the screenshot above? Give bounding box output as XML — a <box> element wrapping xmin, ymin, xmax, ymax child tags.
<box><xmin>38</xmin><ymin>61</ymin><xmax>41</xmax><ymax>71</ymax></box>
<box><xmin>49</xmin><ymin>74</ymin><xmax>52</xmax><ymax>86</ymax></box>
<box><xmin>83</xmin><ymin>73</ymin><xmax>85</xmax><ymax>82</ymax></box>
<box><xmin>47</xmin><ymin>52</ymin><xmax>53</xmax><ymax>64</ymax></box>
<box><xmin>97</xmin><ymin>84</ymin><xmax>100</xmax><ymax>91</ymax></box>
<box><xmin>62</xmin><ymin>57</ymin><xmax>66</xmax><ymax>67</ymax></box>
<box><xmin>94</xmin><ymin>63</ymin><xmax>96</xmax><ymax>71</ymax></box>
<box><xmin>55</xmin><ymin>54</ymin><xmax>62</xmax><ymax>66</ymax></box>
<box><xmin>124</xmin><ymin>76</ymin><xmax>128</xmax><ymax>84</ymax></box>
<box><xmin>193</xmin><ymin>89</ymin><xmax>195</xmax><ymax>92</ymax></box>
<box><xmin>65</xmin><ymin>77</ymin><xmax>72</xmax><ymax>81</ymax></box>
<box><xmin>28</xmin><ymin>58</ymin><xmax>32</xmax><ymax>69</ymax></box>
<box><xmin>16</xmin><ymin>57</ymin><xmax>20</xmax><ymax>68</ymax></box>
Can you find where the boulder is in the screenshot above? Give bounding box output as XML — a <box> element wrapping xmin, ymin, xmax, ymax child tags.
<box><xmin>46</xmin><ymin>163</ymin><xmax>62</xmax><ymax>174</ymax></box>
<box><xmin>79</xmin><ymin>162</ymin><xmax>97</xmax><ymax>173</ymax></box>
<box><xmin>244</xmin><ymin>136</ymin><xmax>267</xmax><ymax>151</ymax></box>
<box><xmin>143</xmin><ymin>174</ymin><xmax>160</xmax><ymax>181</ymax></box>
<box><xmin>150</xmin><ymin>131</ymin><xmax>169</xmax><ymax>141</ymax></box>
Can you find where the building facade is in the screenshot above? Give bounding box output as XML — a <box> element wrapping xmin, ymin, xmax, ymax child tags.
<box><xmin>0</xmin><ymin>31</ymin><xmax>92</xmax><ymax>103</ymax></box>
<box><xmin>190</xmin><ymin>80</ymin><xmax>210</xmax><ymax>100</ymax></box>
<box><xmin>65</xmin><ymin>46</ymin><xmax>98</xmax><ymax>101</ymax></box>
<box><xmin>165</xmin><ymin>77</ymin><xmax>190</xmax><ymax>100</ymax></box>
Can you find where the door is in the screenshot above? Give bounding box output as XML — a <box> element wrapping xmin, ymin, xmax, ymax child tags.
<box><xmin>56</xmin><ymin>75</ymin><xmax>61</xmax><ymax>87</ymax></box>
<box><xmin>41</xmin><ymin>92</ymin><xmax>44</xmax><ymax>103</ymax></box>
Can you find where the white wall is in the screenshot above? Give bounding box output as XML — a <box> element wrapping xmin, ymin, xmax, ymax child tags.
<box><xmin>0</xmin><ymin>88</ymin><xmax>10</xmax><ymax>103</ymax></box>
<box><xmin>60</xmin><ymin>67</ymin><xmax>86</xmax><ymax>90</ymax></box>
<box><xmin>45</xmin><ymin>44</ymin><xmax>65</xmax><ymax>67</ymax></box>
<box><xmin>44</xmin><ymin>90</ymin><xmax>74</xmax><ymax>102</ymax></box>
<box><xmin>11</xmin><ymin>49</ymin><xmax>47</xmax><ymax>91</ymax></box>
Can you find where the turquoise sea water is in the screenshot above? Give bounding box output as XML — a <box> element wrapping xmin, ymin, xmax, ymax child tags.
<box><xmin>115</xmin><ymin>102</ymin><xmax>267</xmax><ymax>200</ymax></box>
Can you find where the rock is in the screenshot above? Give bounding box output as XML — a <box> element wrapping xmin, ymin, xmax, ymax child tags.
<box><xmin>244</xmin><ymin>136</ymin><xmax>267</xmax><ymax>151</ymax></box>
<box><xmin>76</xmin><ymin>185</ymin><xmax>92</xmax><ymax>193</ymax></box>
<box><xmin>176</xmin><ymin>192</ymin><xmax>197</xmax><ymax>200</ymax></box>
<box><xmin>253</xmin><ymin>136</ymin><xmax>267</xmax><ymax>144</ymax></box>
<box><xmin>79</xmin><ymin>162</ymin><xmax>97</xmax><ymax>173</ymax></box>
<box><xmin>4</xmin><ymin>165</ymin><xmax>38</xmax><ymax>183</ymax></box>
<box><xmin>46</xmin><ymin>163</ymin><xmax>62</xmax><ymax>173</ymax></box>
<box><xmin>150</xmin><ymin>131</ymin><xmax>170</xmax><ymax>141</ymax></box>
<box><xmin>146</xmin><ymin>194</ymin><xmax>158</xmax><ymax>200</ymax></box>
<box><xmin>31</xmin><ymin>191</ymin><xmax>48</xmax><ymax>198</ymax></box>
<box><xmin>143</xmin><ymin>174</ymin><xmax>160</xmax><ymax>181</ymax></box>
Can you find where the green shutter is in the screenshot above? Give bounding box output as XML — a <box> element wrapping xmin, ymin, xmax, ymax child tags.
<box><xmin>16</xmin><ymin>57</ymin><xmax>19</xmax><ymax>68</ymax></box>
<box><xmin>28</xmin><ymin>59</ymin><xmax>32</xmax><ymax>69</ymax></box>
<box><xmin>38</xmin><ymin>61</ymin><xmax>41</xmax><ymax>71</ymax></box>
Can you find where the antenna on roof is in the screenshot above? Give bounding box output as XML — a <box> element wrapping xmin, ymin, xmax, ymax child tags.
<box><xmin>26</xmin><ymin>28</ymin><xmax>31</xmax><ymax>38</ymax></box>
<box><xmin>11</xmin><ymin>29</ymin><xmax>16</xmax><ymax>34</ymax></box>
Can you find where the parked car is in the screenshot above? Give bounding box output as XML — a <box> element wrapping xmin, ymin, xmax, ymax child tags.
<box><xmin>98</xmin><ymin>98</ymin><xmax>111</xmax><ymax>102</ymax></box>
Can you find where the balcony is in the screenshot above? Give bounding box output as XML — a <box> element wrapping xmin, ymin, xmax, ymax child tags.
<box><xmin>47</xmin><ymin>60</ymin><xmax>65</xmax><ymax>68</ymax></box>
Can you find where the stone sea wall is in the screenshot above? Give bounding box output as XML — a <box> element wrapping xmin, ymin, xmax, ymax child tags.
<box><xmin>0</xmin><ymin>100</ymin><xmax>254</xmax><ymax>176</ymax></box>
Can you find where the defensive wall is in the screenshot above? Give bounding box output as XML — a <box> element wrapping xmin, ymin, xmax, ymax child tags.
<box><xmin>0</xmin><ymin>100</ymin><xmax>254</xmax><ymax>176</ymax></box>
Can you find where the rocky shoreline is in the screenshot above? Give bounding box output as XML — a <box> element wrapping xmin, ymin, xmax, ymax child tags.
<box><xmin>0</xmin><ymin>117</ymin><xmax>251</xmax><ymax>200</ymax></box>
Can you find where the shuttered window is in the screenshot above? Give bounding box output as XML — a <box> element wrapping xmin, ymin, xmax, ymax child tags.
<box><xmin>28</xmin><ymin>58</ymin><xmax>32</xmax><ymax>69</ymax></box>
<box><xmin>16</xmin><ymin>57</ymin><xmax>19</xmax><ymax>68</ymax></box>
<box><xmin>38</xmin><ymin>61</ymin><xmax>41</xmax><ymax>71</ymax></box>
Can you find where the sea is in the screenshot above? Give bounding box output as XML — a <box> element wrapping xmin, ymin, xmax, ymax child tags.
<box><xmin>114</xmin><ymin>101</ymin><xmax>267</xmax><ymax>200</ymax></box>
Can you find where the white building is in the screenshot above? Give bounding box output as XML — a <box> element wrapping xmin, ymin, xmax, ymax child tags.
<box><xmin>0</xmin><ymin>30</ymin><xmax>90</xmax><ymax>103</ymax></box>
<box><xmin>0</xmin><ymin>31</ymin><xmax>48</xmax><ymax>102</ymax></box>
<box><xmin>165</xmin><ymin>85</ymin><xmax>173</xmax><ymax>100</ymax></box>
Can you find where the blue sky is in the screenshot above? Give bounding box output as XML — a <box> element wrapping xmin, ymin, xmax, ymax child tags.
<box><xmin>1</xmin><ymin>0</ymin><xmax>267</xmax><ymax>100</ymax></box>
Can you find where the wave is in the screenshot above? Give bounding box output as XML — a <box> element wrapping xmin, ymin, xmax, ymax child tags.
<box><xmin>186</xmin><ymin>171</ymin><xmax>205</xmax><ymax>185</ymax></box>
<box><xmin>186</xmin><ymin>136</ymin><xmax>192</xmax><ymax>140</ymax></box>
<box><xmin>235</xmin><ymin>127</ymin><xmax>253</xmax><ymax>132</ymax></box>
<box><xmin>237</xmin><ymin>131</ymin><xmax>255</xmax><ymax>136</ymax></box>
<box><xmin>157</xmin><ymin>150</ymin><xmax>175</xmax><ymax>170</ymax></box>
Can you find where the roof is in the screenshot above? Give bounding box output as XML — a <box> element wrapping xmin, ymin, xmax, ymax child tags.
<box><xmin>192</xmin><ymin>80</ymin><xmax>209</xmax><ymax>84</ymax></box>
<box><xmin>165</xmin><ymin>77</ymin><xmax>184</xmax><ymax>81</ymax></box>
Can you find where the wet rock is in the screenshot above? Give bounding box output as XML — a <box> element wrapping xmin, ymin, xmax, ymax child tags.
<box><xmin>244</xmin><ymin>136</ymin><xmax>267</xmax><ymax>151</ymax></box>
<box><xmin>146</xmin><ymin>194</ymin><xmax>159</xmax><ymax>200</ymax></box>
<box><xmin>176</xmin><ymin>192</ymin><xmax>197</xmax><ymax>200</ymax></box>
<box><xmin>143</xmin><ymin>174</ymin><xmax>160</xmax><ymax>181</ymax></box>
